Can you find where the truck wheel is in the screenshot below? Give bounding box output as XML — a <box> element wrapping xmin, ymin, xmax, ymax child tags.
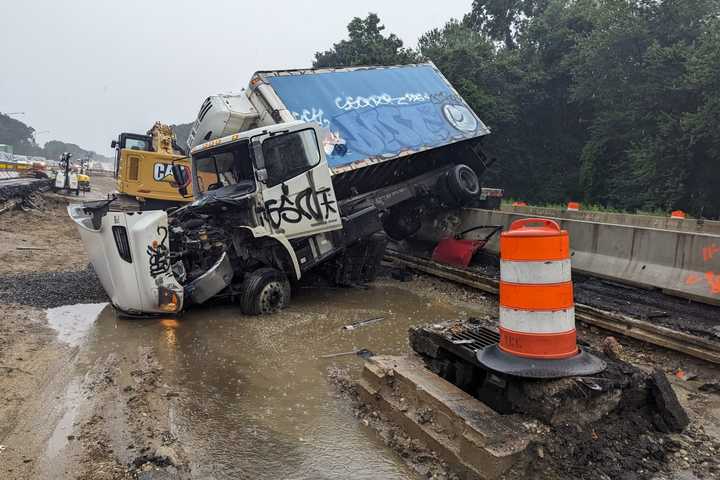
<box><xmin>382</xmin><ymin>210</ymin><xmax>421</xmax><ymax>241</ymax></box>
<box><xmin>239</xmin><ymin>267</ymin><xmax>290</xmax><ymax>315</ymax></box>
<box><xmin>446</xmin><ymin>164</ymin><xmax>480</xmax><ymax>203</ymax></box>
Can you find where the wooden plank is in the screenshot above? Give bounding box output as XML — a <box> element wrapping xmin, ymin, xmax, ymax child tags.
<box><xmin>575</xmin><ymin>311</ymin><xmax>720</xmax><ymax>364</ymax></box>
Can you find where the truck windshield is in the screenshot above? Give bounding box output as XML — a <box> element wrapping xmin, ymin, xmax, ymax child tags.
<box><xmin>193</xmin><ymin>140</ymin><xmax>255</xmax><ymax>195</ymax></box>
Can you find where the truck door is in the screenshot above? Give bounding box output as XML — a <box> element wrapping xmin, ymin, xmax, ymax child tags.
<box><xmin>254</xmin><ymin>126</ymin><xmax>342</xmax><ymax>239</ymax></box>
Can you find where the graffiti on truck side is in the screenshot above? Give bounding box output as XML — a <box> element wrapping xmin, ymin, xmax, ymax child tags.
<box><xmin>264</xmin><ymin>186</ymin><xmax>337</xmax><ymax>229</ymax></box>
<box><xmin>334</xmin><ymin>92</ymin><xmax>430</xmax><ymax>111</ymax></box>
<box><xmin>684</xmin><ymin>242</ymin><xmax>720</xmax><ymax>294</ymax></box>
<box><xmin>147</xmin><ymin>226</ymin><xmax>170</xmax><ymax>278</ymax></box>
<box><xmin>291</xmin><ymin>91</ymin><xmax>481</xmax><ymax>165</ymax></box>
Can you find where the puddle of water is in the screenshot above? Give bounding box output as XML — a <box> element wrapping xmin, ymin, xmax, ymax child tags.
<box><xmin>44</xmin><ymin>380</ymin><xmax>82</xmax><ymax>459</ymax></box>
<box><xmin>46</xmin><ymin>303</ymin><xmax>108</xmax><ymax>346</ymax></box>
<box><xmin>84</xmin><ymin>284</ymin><xmax>457</xmax><ymax>479</ymax></box>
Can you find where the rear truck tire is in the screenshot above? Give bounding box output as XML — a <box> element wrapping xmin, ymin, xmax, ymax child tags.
<box><xmin>436</xmin><ymin>164</ymin><xmax>480</xmax><ymax>206</ymax></box>
<box><xmin>239</xmin><ymin>267</ymin><xmax>291</xmax><ymax>315</ymax></box>
<box><xmin>447</xmin><ymin>164</ymin><xmax>480</xmax><ymax>202</ymax></box>
<box><xmin>382</xmin><ymin>209</ymin><xmax>421</xmax><ymax>241</ymax></box>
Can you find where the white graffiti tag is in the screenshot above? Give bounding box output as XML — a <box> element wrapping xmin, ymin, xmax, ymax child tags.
<box><xmin>334</xmin><ymin>92</ymin><xmax>431</xmax><ymax>111</ymax></box>
<box><xmin>291</xmin><ymin>108</ymin><xmax>330</xmax><ymax>128</ymax></box>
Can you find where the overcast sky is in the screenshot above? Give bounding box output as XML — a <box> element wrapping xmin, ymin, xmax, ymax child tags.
<box><xmin>0</xmin><ymin>0</ymin><xmax>472</xmax><ymax>157</ymax></box>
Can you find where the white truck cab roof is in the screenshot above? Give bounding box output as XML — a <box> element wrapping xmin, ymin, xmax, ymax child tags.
<box><xmin>190</xmin><ymin>120</ymin><xmax>307</xmax><ymax>155</ymax></box>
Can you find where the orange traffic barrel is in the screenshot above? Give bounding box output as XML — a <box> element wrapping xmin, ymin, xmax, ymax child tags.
<box><xmin>477</xmin><ymin>218</ymin><xmax>605</xmax><ymax>378</ymax></box>
<box><xmin>567</xmin><ymin>202</ymin><xmax>581</xmax><ymax>211</ymax></box>
<box><xmin>671</xmin><ymin>210</ymin><xmax>686</xmax><ymax>219</ymax></box>
<box><xmin>512</xmin><ymin>201</ymin><xmax>528</xmax><ymax>207</ymax></box>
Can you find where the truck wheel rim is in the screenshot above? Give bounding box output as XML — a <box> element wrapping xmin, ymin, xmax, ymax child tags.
<box><xmin>259</xmin><ymin>281</ymin><xmax>285</xmax><ymax>313</ymax></box>
<box><xmin>459</xmin><ymin>168</ymin><xmax>478</xmax><ymax>193</ymax></box>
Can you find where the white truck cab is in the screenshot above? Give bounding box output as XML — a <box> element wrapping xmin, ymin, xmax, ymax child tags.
<box><xmin>69</xmin><ymin>120</ymin><xmax>346</xmax><ymax>315</ymax></box>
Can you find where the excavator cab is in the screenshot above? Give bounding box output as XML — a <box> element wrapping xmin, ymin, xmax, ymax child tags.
<box><xmin>111</xmin><ymin>123</ymin><xmax>193</xmax><ymax>209</ymax></box>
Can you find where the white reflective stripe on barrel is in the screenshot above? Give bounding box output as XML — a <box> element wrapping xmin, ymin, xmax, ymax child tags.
<box><xmin>500</xmin><ymin>259</ymin><xmax>571</xmax><ymax>284</ymax></box>
<box><xmin>499</xmin><ymin>306</ymin><xmax>575</xmax><ymax>333</ymax></box>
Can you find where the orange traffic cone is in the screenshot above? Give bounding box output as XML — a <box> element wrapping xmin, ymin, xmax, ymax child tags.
<box><xmin>477</xmin><ymin>218</ymin><xmax>605</xmax><ymax>378</ymax></box>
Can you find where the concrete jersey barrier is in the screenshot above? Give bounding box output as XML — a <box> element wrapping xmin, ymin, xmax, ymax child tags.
<box><xmin>502</xmin><ymin>204</ymin><xmax>720</xmax><ymax>236</ymax></box>
<box><xmin>460</xmin><ymin>209</ymin><xmax>720</xmax><ymax>307</ymax></box>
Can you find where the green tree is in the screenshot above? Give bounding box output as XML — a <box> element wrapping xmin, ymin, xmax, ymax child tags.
<box><xmin>467</xmin><ymin>0</ymin><xmax>552</xmax><ymax>49</ymax></box>
<box><xmin>0</xmin><ymin>113</ymin><xmax>41</xmax><ymax>155</ymax></box>
<box><xmin>317</xmin><ymin>2</ymin><xmax>720</xmax><ymax>217</ymax></box>
<box><xmin>313</xmin><ymin>13</ymin><xmax>420</xmax><ymax>68</ymax></box>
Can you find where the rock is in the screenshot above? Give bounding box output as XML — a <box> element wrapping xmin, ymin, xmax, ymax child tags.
<box><xmin>154</xmin><ymin>445</ymin><xmax>178</xmax><ymax>466</ymax></box>
<box><xmin>649</xmin><ymin>369</ymin><xmax>690</xmax><ymax>433</ymax></box>
<box><xmin>602</xmin><ymin>336</ymin><xmax>623</xmax><ymax>359</ymax></box>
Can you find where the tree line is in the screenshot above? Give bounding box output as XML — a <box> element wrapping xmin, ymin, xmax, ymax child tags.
<box><xmin>0</xmin><ymin>112</ymin><xmax>111</xmax><ymax>163</ymax></box>
<box><xmin>314</xmin><ymin>1</ymin><xmax>720</xmax><ymax>217</ymax></box>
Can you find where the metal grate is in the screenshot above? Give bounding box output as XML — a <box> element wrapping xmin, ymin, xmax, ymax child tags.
<box><xmin>447</xmin><ymin>325</ymin><xmax>499</xmax><ymax>351</ymax></box>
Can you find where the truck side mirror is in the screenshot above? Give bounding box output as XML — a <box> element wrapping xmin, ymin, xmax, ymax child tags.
<box><xmin>111</xmin><ymin>140</ymin><xmax>117</xmax><ymax>149</ymax></box>
<box><xmin>171</xmin><ymin>164</ymin><xmax>191</xmax><ymax>196</ymax></box>
<box><xmin>256</xmin><ymin>168</ymin><xmax>268</xmax><ymax>184</ymax></box>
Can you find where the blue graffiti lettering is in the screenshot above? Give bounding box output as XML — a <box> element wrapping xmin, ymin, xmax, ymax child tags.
<box><xmin>332</xmin><ymin>102</ymin><xmax>455</xmax><ymax>158</ymax></box>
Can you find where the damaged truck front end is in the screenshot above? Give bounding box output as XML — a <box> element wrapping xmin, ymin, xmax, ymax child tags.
<box><xmin>69</xmin><ymin>200</ymin><xmax>240</xmax><ymax>316</ymax></box>
<box><xmin>68</xmin><ymin>203</ymin><xmax>185</xmax><ymax>315</ymax></box>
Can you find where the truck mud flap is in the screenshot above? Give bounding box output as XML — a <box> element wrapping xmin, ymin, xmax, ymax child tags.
<box><xmin>332</xmin><ymin>233</ymin><xmax>388</xmax><ymax>286</ymax></box>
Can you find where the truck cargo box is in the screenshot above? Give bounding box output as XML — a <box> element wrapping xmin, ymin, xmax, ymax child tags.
<box><xmin>251</xmin><ymin>63</ymin><xmax>491</xmax><ymax>199</ymax></box>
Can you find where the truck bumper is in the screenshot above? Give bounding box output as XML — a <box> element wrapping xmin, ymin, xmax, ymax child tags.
<box><xmin>67</xmin><ymin>204</ymin><xmax>184</xmax><ymax>315</ymax></box>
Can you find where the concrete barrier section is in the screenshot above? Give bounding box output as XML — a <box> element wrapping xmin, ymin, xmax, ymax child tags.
<box><xmin>460</xmin><ymin>209</ymin><xmax>720</xmax><ymax>306</ymax></box>
<box><xmin>502</xmin><ymin>204</ymin><xmax>720</xmax><ymax>236</ymax></box>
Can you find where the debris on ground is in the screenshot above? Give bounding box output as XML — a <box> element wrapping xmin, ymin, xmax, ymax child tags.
<box><xmin>651</xmin><ymin>369</ymin><xmax>691</xmax><ymax>433</ymax></box>
<box><xmin>390</xmin><ymin>269</ymin><xmax>414</xmax><ymax>282</ymax></box>
<box><xmin>342</xmin><ymin>316</ymin><xmax>385</xmax><ymax>330</ymax></box>
<box><xmin>321</xmin><ymin>348</ymin><xmax>374</xmax><ymax>359</ymax></box>
<box><xmin>698</xmin><ymin>382</ymin><xmax>720</xmax><ymax>394</ymax></box>
<box><xmin>674</xmin><ymin>369</ymin><xmax>698</xmax><ymax>382</ymax></box>
<box><xmin>602</xmin><ymin>335</ymin><xmax>624</xmax><ymax>360</ymax></box>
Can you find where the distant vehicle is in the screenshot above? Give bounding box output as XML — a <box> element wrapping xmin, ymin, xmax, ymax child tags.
<box><xmin>71</xmin><ymin>63</ymin><xmax>495</xmax><ymax>316</ymax></box>
<box><xmin>111</xmin><ymin>122</ymin><xmax>192</xmax><ymax>209</ymax></box>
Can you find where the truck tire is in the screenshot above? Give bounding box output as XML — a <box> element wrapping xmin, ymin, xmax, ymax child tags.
<box><xmin>239</xmin><ymin>267</ymin><xmax>291</xmax><ymax>315</ymax></box>
<box><xmin>382</xmin><ymin>210</ymin><xmax>421</xmax><ymax>241</ymax></box>
<box><xmin>446</xmin><ymin>164</ymin><xmax>480</xmax><ymax>203</ymax></box>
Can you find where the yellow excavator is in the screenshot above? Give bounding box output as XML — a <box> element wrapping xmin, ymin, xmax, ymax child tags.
<box><xmin>111</xmin><ymin>122</ymin><xmax>193</xmax><ymax>209</ymax></box>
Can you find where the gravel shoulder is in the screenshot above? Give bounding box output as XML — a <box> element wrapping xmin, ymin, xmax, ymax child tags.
<box><xmin>0</xmin><ymin>182</ymin><xmax>187</xmax><ymax>479</ymax></box>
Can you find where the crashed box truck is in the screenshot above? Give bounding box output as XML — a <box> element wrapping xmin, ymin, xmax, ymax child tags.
<box><xmin>69</xmin><ymin>63</ymin><xmax>493</xmax><ymax>316</ymax></box>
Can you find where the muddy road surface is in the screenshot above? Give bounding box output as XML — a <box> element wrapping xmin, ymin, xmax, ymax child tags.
<box><xmin>0</xmin><ymin>180</ymin><xmax>485</xmax><ymax>479</ymax></box>
<box><xmin>1</xmin><ymin>178</ymin><xmax>719</xmax><ymax>479</ymax></box>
